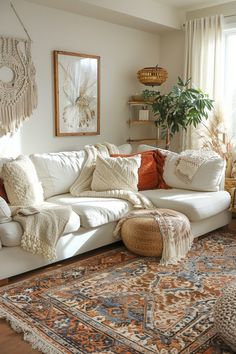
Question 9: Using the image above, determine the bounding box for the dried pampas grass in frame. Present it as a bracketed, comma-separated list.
[53, 50, 100, 136]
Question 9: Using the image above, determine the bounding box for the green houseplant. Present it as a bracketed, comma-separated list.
[143, 77, 214, 149]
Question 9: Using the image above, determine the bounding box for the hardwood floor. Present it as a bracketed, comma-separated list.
[0, 243, 121, 353]
[0, 320, 41, 354]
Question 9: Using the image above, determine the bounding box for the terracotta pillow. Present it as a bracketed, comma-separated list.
[111, 149, 169, 191]
[0, 178, 9, 203]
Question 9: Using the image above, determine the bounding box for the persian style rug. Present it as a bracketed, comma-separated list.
[0, 229, 236, 354]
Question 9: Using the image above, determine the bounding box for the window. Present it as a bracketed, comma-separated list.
[223, 26, 236, 140]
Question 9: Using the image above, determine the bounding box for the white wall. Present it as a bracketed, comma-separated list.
[0, 0, 160, 156]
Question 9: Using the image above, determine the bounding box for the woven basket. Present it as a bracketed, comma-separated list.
[225, 178, 236, 194]
[121, 217, 163, 257]
[137, 65, 168, 86]
[214, 282, 236, 351]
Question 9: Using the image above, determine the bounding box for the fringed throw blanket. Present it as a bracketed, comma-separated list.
[70, 143, 153, 209]
[114, 209, 193, 265]
[0, 37, 37, 135]
[11, 203, 72, 260]
[175, 149, 219, 182]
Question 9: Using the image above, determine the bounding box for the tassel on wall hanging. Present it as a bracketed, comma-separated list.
[0, 2, 37, 135]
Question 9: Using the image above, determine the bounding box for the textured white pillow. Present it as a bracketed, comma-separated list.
[163, 151, 225, 192]
[0, 197, 12, 223]
[91, 154, 141, 192]
[1, 155, 44, 206]
[30, 151, 86, 199]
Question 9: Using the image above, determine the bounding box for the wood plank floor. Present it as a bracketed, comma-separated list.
[0, 243, 120, 354]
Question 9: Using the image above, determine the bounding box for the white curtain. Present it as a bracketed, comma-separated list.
[183, 15, 224, 150]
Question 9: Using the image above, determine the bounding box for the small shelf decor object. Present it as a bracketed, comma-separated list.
[54, 50, 100, 136]
[137, 65, 168, 86]
[127, 100, 163, 146]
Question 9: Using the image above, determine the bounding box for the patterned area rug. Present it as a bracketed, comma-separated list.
[0, 229, 236, 354]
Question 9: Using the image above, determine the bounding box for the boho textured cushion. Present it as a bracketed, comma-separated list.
[111, 150, 169, 191]
[91, 155, 141, 192]
[163, 150, 225, 192]
[1, 155, 44, 206]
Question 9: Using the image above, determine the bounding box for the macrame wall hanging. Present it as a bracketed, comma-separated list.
[0, 2, 37, 136]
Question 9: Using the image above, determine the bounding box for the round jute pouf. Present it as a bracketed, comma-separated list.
[121, 217, 163, 257]
[214, 282, 236, 351]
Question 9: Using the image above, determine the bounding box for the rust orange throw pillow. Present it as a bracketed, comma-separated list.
[0, 178, 9, 202]
[111, 150, 169, 191]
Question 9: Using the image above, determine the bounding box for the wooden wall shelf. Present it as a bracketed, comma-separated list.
[127, 138, 164, 144]
[128, 120, 155, 126]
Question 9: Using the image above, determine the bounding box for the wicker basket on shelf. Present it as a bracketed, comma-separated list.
[137, 65, 168, 86]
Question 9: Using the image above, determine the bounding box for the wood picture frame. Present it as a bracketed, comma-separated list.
[53, 50, 100, 136]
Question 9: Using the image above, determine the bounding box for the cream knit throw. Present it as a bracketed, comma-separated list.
[114, 209, 193, 265]
[175, 149, 219, 182]
[70, 143, 153, 209]
[11, 203, 72, 260]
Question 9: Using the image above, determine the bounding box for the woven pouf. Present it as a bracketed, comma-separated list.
[121, 217, 163, 257]
[214, 282, 236, 351]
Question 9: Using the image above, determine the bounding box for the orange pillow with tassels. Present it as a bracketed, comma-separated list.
[111, 150, 169, 191]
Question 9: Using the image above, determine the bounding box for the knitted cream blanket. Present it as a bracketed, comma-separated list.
[70, 143, 153, 209]
[114, 209, 193, 265]
[11, 203, 72, 260]
[175, 149, 219, 182]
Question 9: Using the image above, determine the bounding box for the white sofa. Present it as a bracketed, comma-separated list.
[0, 144, 231, 280]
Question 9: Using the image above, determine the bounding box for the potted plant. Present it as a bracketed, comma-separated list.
[143, 77, 214, 149]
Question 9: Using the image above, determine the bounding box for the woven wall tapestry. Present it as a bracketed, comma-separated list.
[0, 36, 38, 135]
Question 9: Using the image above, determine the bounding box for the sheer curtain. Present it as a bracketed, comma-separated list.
[182, 15, 224, 150]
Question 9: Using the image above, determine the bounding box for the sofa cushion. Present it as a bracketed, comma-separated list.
[0, 210, 80, 247]
[111, 150, 169, 191]
[0, 221, 23, 247]
[30, 144, 132, 199]
[0, 197, 12, 223]
[163, 151, 225, 192]
[141, 188, 231, 222]
[63, 210, 81, 234]
[117, 144, 132, 154]
[47, 194, 132, 228]
[30, 151, 86, 199]
[2, 156, 44, 206]
[91, 155, 141, 192]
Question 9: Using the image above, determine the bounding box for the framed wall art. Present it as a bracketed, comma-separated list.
[53, 50, 100, 136]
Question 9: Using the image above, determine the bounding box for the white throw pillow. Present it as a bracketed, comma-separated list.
[163, 151, 225, 192]
[0, 197, 12, 223]
[30, 150, 86, 199]
[1, 155, 44, 206]
[91, 154, 141, 192]
[117, 144, 132, 154]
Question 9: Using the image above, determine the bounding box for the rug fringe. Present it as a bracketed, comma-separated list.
[0, 307, 63, 354]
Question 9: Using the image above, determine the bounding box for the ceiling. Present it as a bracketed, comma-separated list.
[155, 0, 235, 9]
[25, 0, 236, 33]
